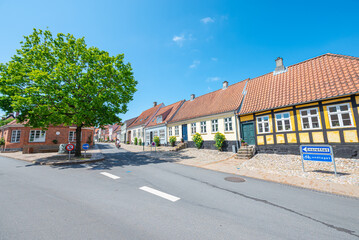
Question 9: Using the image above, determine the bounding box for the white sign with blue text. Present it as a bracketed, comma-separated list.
[300, 145, 337, 176]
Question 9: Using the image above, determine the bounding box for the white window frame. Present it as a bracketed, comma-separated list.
[156, 116, 162, 123]
[275, 112, 292, 132]
[191, 123, 196, 134]
[159, 129, 165, 143]
[11, 130, 21, 143]
[29, 130, 46, 143]
[224, 117, 233, 132]
[211, 119, 218, 133]
[175, 126, 179, 136]
[327, 103, 354, 128]
[200, 121, 207, 133]
[169, 127, 172, 136]
[300, 108, 321, 130]
[256, 115, 270, 134]
[69, 131, 82, 142]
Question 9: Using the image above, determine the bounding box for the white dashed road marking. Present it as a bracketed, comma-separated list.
[139, 186, 180, 202]
[100, 172, 120, 179]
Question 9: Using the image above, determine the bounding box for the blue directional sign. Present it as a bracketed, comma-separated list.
[302, 154, 333, 162]
[301, 146, 331, 154]
[82, 143, 90, 150]
[300, 145, 337, 175]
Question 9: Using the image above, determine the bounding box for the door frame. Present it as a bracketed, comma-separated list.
[240, 121, 256, 145]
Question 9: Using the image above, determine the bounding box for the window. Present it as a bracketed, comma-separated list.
[328, 103, 354, 128]
[11, 130, 21, 143]
[224, 117, 233, 131]
[191, 123, 196, 134]
[300, 108, 321, 129]
[200, 121, 207, 133]
[154, 130, 158, 137]
[169, 127, 173, 136]
[156, 116, 162, 123]
[275, 112, 292, 132]
[69, 131, 76, 142]
[257, 116, 270, 133]
[211, 119, 218, 132]
[29, 130, 46, 142]
[175, 126, 179, 136]
[159, 129, 165, 142]
[133, 131, 136, 138]
[146, 132, 150, 143]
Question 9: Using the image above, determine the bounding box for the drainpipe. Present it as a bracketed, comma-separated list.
[234, 111, 240, 151]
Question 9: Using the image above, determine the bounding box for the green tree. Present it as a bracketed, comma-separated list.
[169, 136, 176, 147]
[192, 133, 203, 149]
[0, 29, 137, 157]
[214, 132, 226, 151]
[134, 137, 138, 145]
[0, 118, 13, 127]
[153, 136, 160, 146]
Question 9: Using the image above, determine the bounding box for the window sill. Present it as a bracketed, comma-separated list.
[257, 132, 271, 135]
[224, 131, 234, 134]
[329, 125, 356, 129]
[29, 141, 46, 143]
[200, 133, 208, 135]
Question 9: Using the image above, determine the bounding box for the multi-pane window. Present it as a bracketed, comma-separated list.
[69, 131, 76, 142]
[29, 130, 46, 142]
[275, 112, 292, 131]
[154, 130, 158, 137]
[257, 116, 270, 133]
[300, 108, 320, 129]
[175, 126, 179, 136]
[157, 116, 162, 123]
[200, 121, 207, 133]
[191, 123, 196, 134]
[11, 130, 21, 143]
[224, 117, 233, 131]
[328, 103, 354, 128]
[159, 129, 165, 143]
[169, 127, 172, 136]
[211, 119, 218, 132]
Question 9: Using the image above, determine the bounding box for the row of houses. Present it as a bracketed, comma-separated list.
[122, 53, 359, 158]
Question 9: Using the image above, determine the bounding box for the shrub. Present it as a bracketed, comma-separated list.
[138, 138, 142, 146]
[134, 137, 138, 145]
[107, 136, 110, 141]
[154, 136, 160, 146]
[192, 133, 203, 149]
[52, 139, 58, 144]
[126, 141, 129, 144]
[0, 137, 5, 146]
[214, 132, 226, 151]
[169, 136, 176, 147]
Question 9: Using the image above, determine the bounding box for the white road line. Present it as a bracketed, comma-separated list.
[100, 172, 120, 180]
[139, 186, 180, 202]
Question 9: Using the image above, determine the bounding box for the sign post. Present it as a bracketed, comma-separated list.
[152, 142, 156, 152]
[300, 145, 337, 176]
[66, 143, 75, 160]
[82, 143, 90, 158]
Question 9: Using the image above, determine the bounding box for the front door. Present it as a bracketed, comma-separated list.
[150, 131, 153, 144]
[182, 124, 188, 141]
[127, 131, 131, 143]
[241, 122, 255, 145]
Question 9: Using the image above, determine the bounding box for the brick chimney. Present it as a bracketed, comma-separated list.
[274, 57, 287, 75]
[222, 81, 228, 90]
[190, 94, 195, 101]
[153, 102, 157, 107]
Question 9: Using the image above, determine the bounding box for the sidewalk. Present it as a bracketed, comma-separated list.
[119, 144, 359, 198]
[0, 144, 105, 165]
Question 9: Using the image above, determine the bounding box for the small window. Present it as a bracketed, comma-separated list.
[275, 112, 292, 132]
[29, 130, 46, 142]
[200, 121, 207, 133]
[69, 131, 76, 142]
[211, 119, 218, 132]
[11, 130, 21, 143]
[257, 116, 270, 133]
[159, 129, 165, 142]
[156, 116, 162, 123]
[300, 108, 321, 129]
[224, 117, 233, 131]
[191, 123, 196, 134]
[328, 103, 354, 128]
[175, 126, 179, 136]
[169, 127, 173, 136]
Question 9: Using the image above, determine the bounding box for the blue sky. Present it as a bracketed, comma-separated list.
[1, 0, 359, 121]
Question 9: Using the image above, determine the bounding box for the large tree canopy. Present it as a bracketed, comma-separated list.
[0, 29, 137, 156]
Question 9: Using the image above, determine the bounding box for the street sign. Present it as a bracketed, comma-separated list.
[82, 143, 90, 150]
[300, 145, 337, 176]
[66, 144, 75, 152]
[152, 142, 155, 146]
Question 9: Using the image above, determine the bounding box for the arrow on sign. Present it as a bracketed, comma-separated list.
[303, 147, 307, 152]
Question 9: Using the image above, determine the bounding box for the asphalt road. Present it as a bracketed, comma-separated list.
[0, 143, 358, 240]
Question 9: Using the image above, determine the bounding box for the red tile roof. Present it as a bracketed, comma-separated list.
[128, 104, 163, 128]
[146, 100, 185, 127]
[238, 53, 359, 115]
[169, 80, 248, 123]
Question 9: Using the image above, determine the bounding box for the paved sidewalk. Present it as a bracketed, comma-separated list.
[0, 144, 104, 165]
[119, 143, 359, 198]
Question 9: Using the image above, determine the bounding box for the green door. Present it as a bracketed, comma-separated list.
[241, 122, 255, 145]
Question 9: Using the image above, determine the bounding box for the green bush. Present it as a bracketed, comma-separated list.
[192, 133, 203, 149]
[134, 137, 138, 145]
[154, 136, 160, 146]
[214, 132, 226, 151]
[169, 136, 176, 147]
[0, 137, 5, 146]
[138, 138, 142, 146]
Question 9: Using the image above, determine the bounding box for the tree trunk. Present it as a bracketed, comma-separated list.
[75, 126, 82, 157]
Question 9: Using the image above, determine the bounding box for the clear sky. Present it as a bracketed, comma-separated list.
[1, 0, 359, 121]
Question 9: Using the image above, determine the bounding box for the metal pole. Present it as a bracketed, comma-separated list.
[333, 157, 337, 177]
[300, 148, 305, 172]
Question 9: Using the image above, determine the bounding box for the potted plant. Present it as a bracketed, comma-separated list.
[52, 139, 58, 144]
[180, 137, 184, 143]
[169, 136, 176, 147]
[241, 139, 246, 146]
[192, 133, 203, 149]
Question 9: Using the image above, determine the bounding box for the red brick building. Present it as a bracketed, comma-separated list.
[0, 119, 94, 153]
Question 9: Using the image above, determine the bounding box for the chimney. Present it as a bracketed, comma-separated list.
[274, 57, 287, 75]
[190, 94, 195, 101]
[153, 102, 157, 107]
[222, 81, 228, 90]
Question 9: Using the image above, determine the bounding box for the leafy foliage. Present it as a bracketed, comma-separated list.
[0, 137, 5, 146]
[214, 132, 226, 151]
[138, 138, 142, 146]
[153, 136, 160, 146]
[192, 133, 203, 149]
[169, 136, 176, 147]
[134, 137, 138, 145]
[0, 118, 13, 127]
[0, 29, 137, 156]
